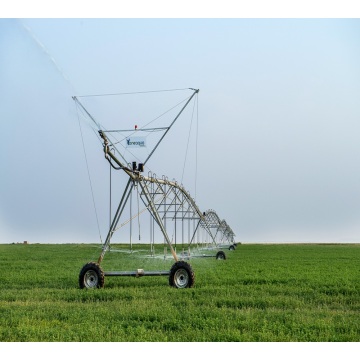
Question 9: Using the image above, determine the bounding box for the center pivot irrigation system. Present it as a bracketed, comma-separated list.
[73, 88, 236, 289]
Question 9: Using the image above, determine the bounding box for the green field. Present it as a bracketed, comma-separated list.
[0, 243, 359, 342]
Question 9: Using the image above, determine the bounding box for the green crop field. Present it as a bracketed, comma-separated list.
[0, 243, 359, 342]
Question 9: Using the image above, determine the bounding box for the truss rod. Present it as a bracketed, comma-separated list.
[98, 178, 133, 264]
[143, 89, 199, 165]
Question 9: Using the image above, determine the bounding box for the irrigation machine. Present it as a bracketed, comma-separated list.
[73, 88, 236, 289]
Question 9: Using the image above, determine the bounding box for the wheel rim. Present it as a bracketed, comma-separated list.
[174, 268, 189, 288]
[217, 253, 225, 260]
[84, 270, 99, 288]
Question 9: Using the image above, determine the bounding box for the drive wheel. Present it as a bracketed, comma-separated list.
[216, 250, 226, 260]
[169, 261, 195, 288]
[229, 245, 235, 251]
[79, 262, 105, 289]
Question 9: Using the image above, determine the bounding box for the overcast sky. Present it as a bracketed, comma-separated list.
[1, 14, 360, 244]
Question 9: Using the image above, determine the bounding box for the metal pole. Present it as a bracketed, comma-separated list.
[98, 178, 133, 264]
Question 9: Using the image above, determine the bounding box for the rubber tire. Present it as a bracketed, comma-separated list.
[229, 245, 235, 251]
[169, 261, 195, 288]
[216, 250, 226, 260]
[79, 262, 105, 289]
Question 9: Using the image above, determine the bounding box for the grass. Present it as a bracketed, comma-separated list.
[0, 243, 359, 341]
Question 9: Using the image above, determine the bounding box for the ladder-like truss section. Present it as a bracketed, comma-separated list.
[201, 210, 236, 248]
[97, 130, 236, 264]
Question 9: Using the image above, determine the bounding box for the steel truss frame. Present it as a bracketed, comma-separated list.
[97, 131, 234, 264]
[200, 210, 237, 251]
[75, 89, 236, 289]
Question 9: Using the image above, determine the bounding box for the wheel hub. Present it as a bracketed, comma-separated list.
[174, 269, 189, 288]
[84, 270, 99, 288]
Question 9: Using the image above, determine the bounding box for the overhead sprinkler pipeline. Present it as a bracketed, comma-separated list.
[75, 88, 236, 290]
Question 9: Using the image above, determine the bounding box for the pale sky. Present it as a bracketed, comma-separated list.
[1, 12, 360, 244]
